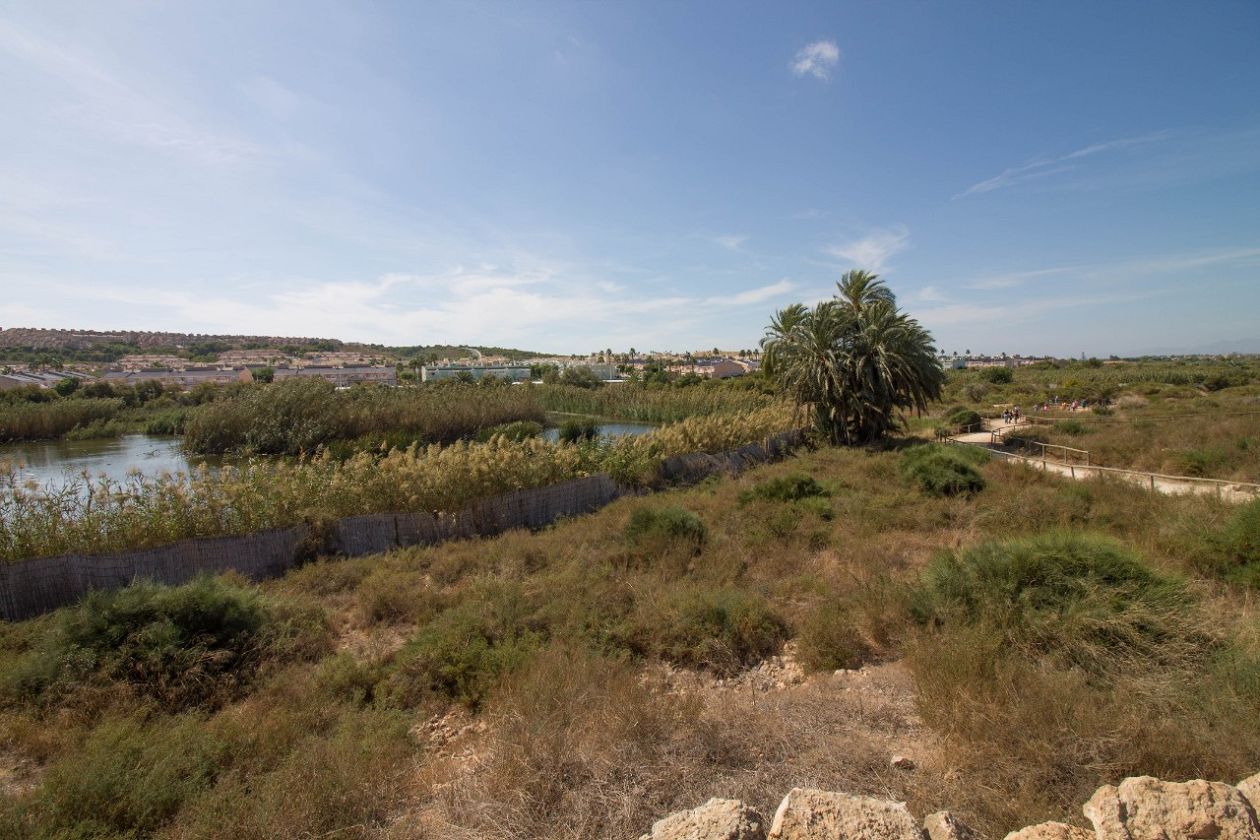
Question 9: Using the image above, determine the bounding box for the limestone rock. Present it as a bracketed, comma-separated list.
[768, 788, 925, 840]
[925, 810, 980, 840]
[641, 798, 767, 840]
[1004, 822, 1093, 840]
[1237, 774, 1260, 812]
[1084, 776, 1260, 840]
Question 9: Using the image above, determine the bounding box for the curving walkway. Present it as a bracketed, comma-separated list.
[948, 419, 1260, 504]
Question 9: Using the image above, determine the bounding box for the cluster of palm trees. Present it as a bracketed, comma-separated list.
[761, 270, 944, 444]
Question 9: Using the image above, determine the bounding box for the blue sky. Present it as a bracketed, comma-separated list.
[1, 1, 1258, 356]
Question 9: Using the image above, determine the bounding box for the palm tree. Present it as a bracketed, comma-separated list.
[761, 270, 944, 444]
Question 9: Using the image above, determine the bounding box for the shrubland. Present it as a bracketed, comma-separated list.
[934, 358, 1260, 480]
[2, 430, 1259, 838]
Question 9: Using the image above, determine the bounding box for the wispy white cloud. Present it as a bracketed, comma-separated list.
[957, 131, 1171, 198]
[0, 18, 263, 167]
[960, 246, 1260, 292]
[714, 234, 747, 251]
[791, 40, 839, 81]
[823, 224, 910, 272]
[711, 279, 795, 306]
[963, 266, 1076, 290]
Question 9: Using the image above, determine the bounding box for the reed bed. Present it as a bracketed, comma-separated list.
[0, 404, 796, 563]
[536, 382, 779, 422]
[182, 378, 547, 455]
[0, 398, 124, 442]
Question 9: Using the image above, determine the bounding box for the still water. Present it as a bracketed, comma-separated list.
[0, 435, 211, 490]
[540, 422, 656, 443]
[1, 422, 656, 491]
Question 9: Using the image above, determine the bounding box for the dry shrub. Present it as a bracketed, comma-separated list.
[169, 708, 413, 840]
[416, 645, 702, 839]
[907, 531, 1260, 835]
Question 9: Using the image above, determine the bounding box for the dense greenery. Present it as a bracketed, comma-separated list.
[181, 378, 546, 455]
[761, 270, 945, 444]
[0, 404, 795, 563]
[901, 444, 989, 496]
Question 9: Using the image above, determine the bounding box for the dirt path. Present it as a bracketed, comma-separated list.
[950, 422, 1260, 504]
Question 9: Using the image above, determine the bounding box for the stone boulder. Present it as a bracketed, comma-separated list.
[640, 798, 767, 840]
[1004, 822, 1094, 840]
[1085, 776, 1260, 840]
[925, 811, 980, 840]
[1238, 775, 1260, 812]
[768, 788, 926, 840]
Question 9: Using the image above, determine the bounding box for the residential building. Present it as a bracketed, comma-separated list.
[421, 365, 531, 383]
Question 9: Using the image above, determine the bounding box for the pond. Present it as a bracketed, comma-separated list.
[541, 421, 656, 443]
[0, 435, 215, 491]
[0, 422, 657, 492]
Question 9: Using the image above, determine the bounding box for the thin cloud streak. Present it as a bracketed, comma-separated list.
[957, 131, 1172, 198]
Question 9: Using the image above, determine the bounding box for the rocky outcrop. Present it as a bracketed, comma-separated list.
[1005, 822, 1094, 840]
[1084, 777, 1260, 840]
[640, 798, 767, 840]
[767, 789, 925, 840]
[643, 771, 1260, 840]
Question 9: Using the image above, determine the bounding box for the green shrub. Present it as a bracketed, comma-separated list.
[738, 473, 829, 504]
[475, 420, 544, 443]
[3, 576, 326, 710]
[980, 367, 1014, 384]
[145, 409, 187, 436]
[910, 532, 1194, 673]
[648, 587, 787, 675]
[12, 714, 227, 838]
[1200, 500, 1260, 587]
[382, 591, 544, 709]
[901, 445, 987, 497]
[556, 417, 599, 443]
[1174, 447, 1227, 477]
[624, 506, 707, 555]
[948, 408, 983, 428]
[1053, 419, 1089, 436]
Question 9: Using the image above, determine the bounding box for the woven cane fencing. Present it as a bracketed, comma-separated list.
[0, 429, 805, 621]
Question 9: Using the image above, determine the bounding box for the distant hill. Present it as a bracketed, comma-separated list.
[0, 327, 547, 366]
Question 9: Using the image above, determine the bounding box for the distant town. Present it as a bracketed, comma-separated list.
[0, 325, 1248, 393]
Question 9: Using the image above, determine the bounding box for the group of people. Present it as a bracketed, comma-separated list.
[1001, 406, 1022, 424]
[1033, 398, 1090, 412]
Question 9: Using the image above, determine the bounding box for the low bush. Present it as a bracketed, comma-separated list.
[906, 532, 1255, 832]
[645, 587, 786, 675]
[5, 714, 227, 838]
[556, 416, 599, 443]
[796, 599, 871, 671]
[910, 532, 1193, 672]
[2, 576, 328, 710]
[381, 590, 544, 709]
[901, 445, 987, 497]
[948, 408, 983, 428]
[475, 420, 543, 443]
[980, 367, 1014, 384]
[1195, 499, 1260, 587]
[1052, 418, 1089, 436]
[1173, 447, 1228, 477]
[738, 473, 829, 504]
[624, 506, 707, 562]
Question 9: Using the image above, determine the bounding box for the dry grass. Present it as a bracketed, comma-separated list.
[3, 428, 1260, 838]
